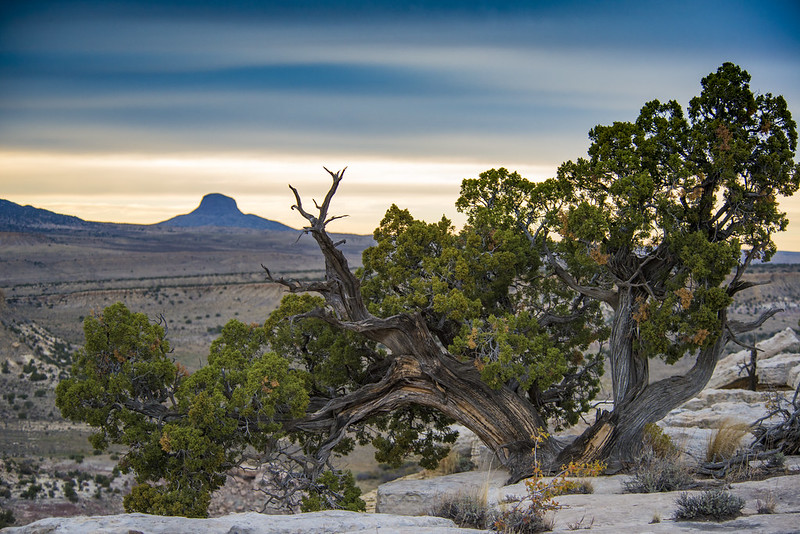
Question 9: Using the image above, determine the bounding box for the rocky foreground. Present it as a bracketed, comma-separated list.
[4, 330, 800, 532]
[6, 470, 800, 533]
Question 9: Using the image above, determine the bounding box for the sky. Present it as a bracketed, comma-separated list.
[1, 0, 800, 248]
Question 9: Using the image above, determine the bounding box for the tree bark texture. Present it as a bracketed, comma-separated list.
[276, 170, 772, 483]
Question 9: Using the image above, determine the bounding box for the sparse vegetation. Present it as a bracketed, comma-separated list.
[20, 483, 42, 499]
[757, 490, 776, 514]
[430, 491, 491, 529]
[492, 432, 605, 533]
[674, 489, 745, 522]
[706, 419, 749, 462]
[624, 453, 694, 493]
[0, 508, 15, 529]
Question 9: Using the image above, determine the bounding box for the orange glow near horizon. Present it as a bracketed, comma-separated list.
[2, 149, 800, 251]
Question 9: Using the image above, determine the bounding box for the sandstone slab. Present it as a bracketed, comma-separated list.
[708, 328, 800, 389]
[2, 510, 469, 534]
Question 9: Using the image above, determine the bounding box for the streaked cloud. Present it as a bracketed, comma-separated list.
[1, 0, 799, 248]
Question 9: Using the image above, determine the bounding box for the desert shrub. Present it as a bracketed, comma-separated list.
[29, 370, 47, 381]
[559, 479, 594, 495]
[63, 480, 78, 502]
[17, 460, 39, 476]
[430, 491, 490, 529]
[492, 507, 554, 533]
[674, 489, 744, 521]
[34, 389, 47, 398]
[300, 470, 364, 513]
[0, 508, 15, 529]
[624, 453, 694, 493]
[706, 419, 749, 462]
[492, 430, 604, 532]
[124, 483, 210, 518]
[20, 483, 42, 499]
[434, 449, 476, 475]
[643, 423, 678, 459]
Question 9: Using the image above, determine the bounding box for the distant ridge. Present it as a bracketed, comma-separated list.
[0, 199, 95, 231]
[0, 195, 294, 232]
[157, 193, 293, 231]
[762, 251, 800, 264]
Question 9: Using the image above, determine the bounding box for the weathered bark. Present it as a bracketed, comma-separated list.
[608, 287, 649, 407]
[274, 170, 782, 483]
[557, 328, 728, 470]
[271, 169, 557, 482]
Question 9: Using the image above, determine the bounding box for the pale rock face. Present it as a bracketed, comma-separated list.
[708, 327, 800, 389]
[759, 353, 800, 389]
[2, 510, 470, 534]
[656, 329, 800, 463]
[449, 424, 497, 470]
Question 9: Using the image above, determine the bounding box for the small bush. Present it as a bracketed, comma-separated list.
[643, 423, 678, 459]
[560, 479, 594, 495]
[63, 480, 79, 502]
[767, 452, 785, 469]
[0, 508, 15, 528]
[624, 454, 694, 493]
[434, 449, 476, 475]
[674, 490, 745, 522]
[492, 507, 553, 533]
[492, 430, 604, 533]
[20, 483, 42, 499]
[430, 491, 490, 529]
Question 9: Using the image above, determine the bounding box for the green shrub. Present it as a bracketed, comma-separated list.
[674, 490, 745, 521]
[300, 470, 365, 512]
[643, 423, 678, 459]
[63, 480, 78, 502]
[492, 507, 554, 533]
[20, 483, 42, 499]
[0, 508, 15, 528]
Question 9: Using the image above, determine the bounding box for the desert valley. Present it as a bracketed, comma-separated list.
[1, 194, 800, 532]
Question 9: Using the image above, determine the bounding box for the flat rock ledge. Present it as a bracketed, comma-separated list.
[1, 510, 480, 534]
[377, 470, 800, 533]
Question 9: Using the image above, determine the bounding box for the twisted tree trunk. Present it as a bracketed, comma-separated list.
[270, 169, 558, 482]
[272, 169, 781, 482]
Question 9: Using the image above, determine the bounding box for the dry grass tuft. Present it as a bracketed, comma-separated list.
[757, 490, 776, 514]
[706, 418, 750, 463]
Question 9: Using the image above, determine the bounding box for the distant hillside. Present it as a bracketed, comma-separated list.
[765, 251, 800, 264]
[0, 199, 96, 232]
[0, 194, 294, 232]
[157, 193, 293, 231]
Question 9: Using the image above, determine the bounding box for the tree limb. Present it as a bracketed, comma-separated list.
[728, 307, 783, 335]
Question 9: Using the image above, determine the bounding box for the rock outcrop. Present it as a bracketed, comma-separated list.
[2, 510, 475, 534]
[658, 328, 800, 459]
[707, 327, 800, 390]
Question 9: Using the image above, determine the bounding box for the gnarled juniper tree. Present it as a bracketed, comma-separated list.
[56, 63, 798, 517]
